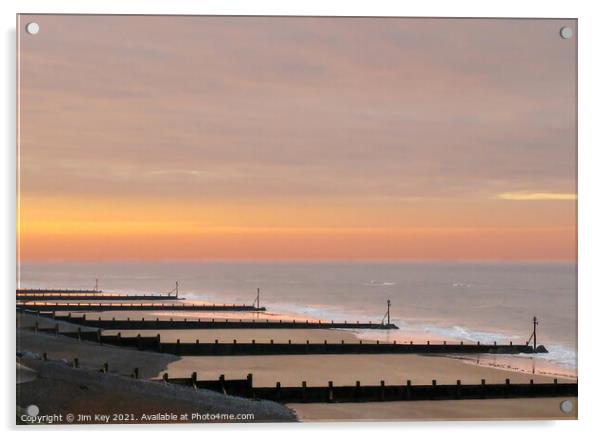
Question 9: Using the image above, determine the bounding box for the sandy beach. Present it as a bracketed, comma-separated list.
[17, 312, 576, 422]
[164, 353, 574, 387]
[289, 398, 577, 421]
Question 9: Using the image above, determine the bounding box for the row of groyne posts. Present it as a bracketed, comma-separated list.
[26, 350, 576, 404]
[17, 283, 572, 403]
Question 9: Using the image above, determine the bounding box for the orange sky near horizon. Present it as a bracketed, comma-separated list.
[17, 16, 577, 262]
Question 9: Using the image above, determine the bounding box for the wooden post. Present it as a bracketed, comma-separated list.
[247, 373, 254, 398]
[328, 381, 334, 403]
[302, 381, 307, 402]
[219, 374, 226, 395]
[191, 371, 197, 387]
[380, 380, 385, 401]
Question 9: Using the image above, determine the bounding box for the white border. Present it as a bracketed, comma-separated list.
[2, 0, 601, 437]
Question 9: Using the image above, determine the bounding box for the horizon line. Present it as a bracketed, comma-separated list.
[18, 258, 577, 264]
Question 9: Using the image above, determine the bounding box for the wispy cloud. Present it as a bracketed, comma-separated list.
[496, 192, 576, 201]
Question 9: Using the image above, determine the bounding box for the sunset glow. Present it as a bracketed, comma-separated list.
[17, 16, 576, 262]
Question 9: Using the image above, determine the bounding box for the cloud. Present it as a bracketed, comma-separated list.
[496, 192, 577, 201]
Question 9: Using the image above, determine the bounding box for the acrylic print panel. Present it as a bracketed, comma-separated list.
[16, 15, 577, 424]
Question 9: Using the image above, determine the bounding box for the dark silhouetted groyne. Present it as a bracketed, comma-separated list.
[17, 302, 266, 312]
[17, 288, 103, 294]
[156, 373, 576, 403]
[21, 352, 576, 404]
[17, 293, 181, 302]
[48, 313, 398, 330]
[32, 325, 544, 356]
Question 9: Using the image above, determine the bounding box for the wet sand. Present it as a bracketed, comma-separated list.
[289, 397, 577, 421]
[164, 353, 574, 387]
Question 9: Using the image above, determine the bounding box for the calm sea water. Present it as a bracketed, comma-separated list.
[18, 261, 577, 374]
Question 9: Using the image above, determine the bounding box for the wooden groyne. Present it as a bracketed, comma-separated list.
[17, 302, 266, 312]
[16, 293, 181, 302]
[157, 373, 576, 403]
[17, 288, 103, 294]
[33, 326, 545, 355]
[47, 313, 399, 330]
[20, 352, 577, 404]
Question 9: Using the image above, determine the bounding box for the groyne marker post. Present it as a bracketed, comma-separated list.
[387, 300, 391, 326]
[533, 316, 538, 350]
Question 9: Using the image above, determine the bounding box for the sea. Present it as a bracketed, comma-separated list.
[18, 261, 577, 377]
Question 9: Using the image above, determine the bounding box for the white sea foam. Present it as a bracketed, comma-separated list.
[363, 280, 396, 287]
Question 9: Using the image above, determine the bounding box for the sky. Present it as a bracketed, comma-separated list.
[17, 15, 577, 261]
